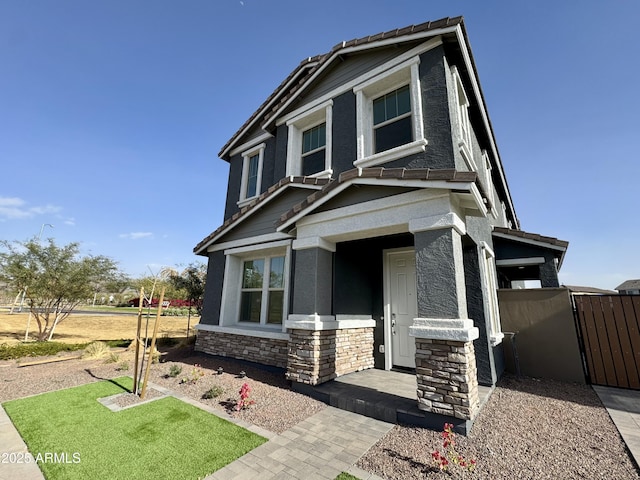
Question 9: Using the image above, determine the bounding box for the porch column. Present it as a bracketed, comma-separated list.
[286, 238, 336, 385]
[409, 213, 481, 421]
[290, 239, 334, 318]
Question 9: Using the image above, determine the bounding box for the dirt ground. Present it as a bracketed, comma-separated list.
[0, 310, 199, 344]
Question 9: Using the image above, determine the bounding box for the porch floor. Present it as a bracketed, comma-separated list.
[293, 368, 493, 434]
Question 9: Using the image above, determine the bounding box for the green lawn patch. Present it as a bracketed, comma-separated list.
[3, 378, 266, 479]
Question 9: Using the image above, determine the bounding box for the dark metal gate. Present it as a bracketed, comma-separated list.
[574, 295, 640, 389]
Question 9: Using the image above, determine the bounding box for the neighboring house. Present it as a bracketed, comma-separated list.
[616, 280, 640, 295]
[194, 16, 568, 428]
[565, 285, 618, 295]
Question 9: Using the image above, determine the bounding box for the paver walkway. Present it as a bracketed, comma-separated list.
[593, 385, 640, 469]
[0, 384, 390, 480]
[206, 406, 391, 480]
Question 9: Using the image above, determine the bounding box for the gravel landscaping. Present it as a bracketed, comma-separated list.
[1, 344, 639, 479]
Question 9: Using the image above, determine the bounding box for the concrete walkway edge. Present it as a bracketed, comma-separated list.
[0, 404, 45, 480]
[593, 385, 640, 470]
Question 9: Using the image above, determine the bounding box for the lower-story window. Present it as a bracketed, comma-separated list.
[240, 255, 285, 325]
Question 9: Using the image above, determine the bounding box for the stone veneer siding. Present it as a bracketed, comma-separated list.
[415, 338, 480, 420]
[286, 327, 375, 385]
[195, 331, 289, 368]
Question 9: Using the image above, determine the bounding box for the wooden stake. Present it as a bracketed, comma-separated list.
[140, 286, 164, 400]
[132, 287, 144, 395]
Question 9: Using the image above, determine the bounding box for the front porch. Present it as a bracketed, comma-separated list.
[293, 368, 493, 434]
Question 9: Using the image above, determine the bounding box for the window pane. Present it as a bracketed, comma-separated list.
[373, 86, 411, 126]
[302, 150, 325, 176]
[302, 123, 326, 153]
[385, 93, 398, 119]
[397, 85, 411, 116]
[373, 96, 386, 125]
[267, 291, 284, 324]
[269, 256, 285, 288]
[240, 291, 262, 322]
[242, 259, 264, 288]
[246, 154, 259, 198]
[374, 115, 412, 153]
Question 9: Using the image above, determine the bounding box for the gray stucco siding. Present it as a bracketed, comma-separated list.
[314, 185, 416, 215]
[217, 188, 313, 243]
[200, 250, 225, 326]
[416, 46, 456, 169]
[274, 123, 288, 182]
[293, 43, 423, 107]
[291, 247, 333, 316]
[224, 154, 243, 220]
[331, 91, 357, 176]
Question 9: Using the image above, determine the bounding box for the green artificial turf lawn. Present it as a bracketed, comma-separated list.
[3, 378, 266, 480]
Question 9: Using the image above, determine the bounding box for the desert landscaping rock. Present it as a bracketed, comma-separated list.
[1, 346, 639, 479]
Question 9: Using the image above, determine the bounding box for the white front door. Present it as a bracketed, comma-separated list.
[386, 249, 418, 369]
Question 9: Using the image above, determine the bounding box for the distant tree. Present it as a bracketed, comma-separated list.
[0, 238, 120, 341]
[167, 262, 206, 335]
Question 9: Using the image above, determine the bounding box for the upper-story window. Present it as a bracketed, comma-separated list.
[373, 85, 412, 153]
[239, 143, 265, 205]
[353, 56, 427, 168]
[283, 100, 333, 178]
[452, 66, 475, 170]
[301, 123, 327, 176]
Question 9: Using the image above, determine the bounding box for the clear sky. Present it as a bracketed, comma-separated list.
[1, 0, 638, 289]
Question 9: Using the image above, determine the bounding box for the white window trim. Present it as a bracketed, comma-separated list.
[480, 242, 503, 346]
[452, 66, 474, 171]
[238, 143, 265, 206]
[220, 240, 291, 333]
[353, 57, 427, 168]
[482, 150, 498, 220]
[285, 100, 333, 178]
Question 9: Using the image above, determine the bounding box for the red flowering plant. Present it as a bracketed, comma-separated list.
[235, 382, 255, 411]
[431, 423, 476, 473]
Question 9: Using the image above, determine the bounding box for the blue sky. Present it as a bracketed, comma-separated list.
[1, 0, 638, 289]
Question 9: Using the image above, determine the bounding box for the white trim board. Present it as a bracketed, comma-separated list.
[496, 257, 546, 267]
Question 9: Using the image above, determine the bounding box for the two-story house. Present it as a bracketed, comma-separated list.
[194, 16, 567, 430]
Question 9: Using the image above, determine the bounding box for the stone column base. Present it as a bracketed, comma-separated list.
[415, 338, 480, 420]
[286, 327, 374, 385]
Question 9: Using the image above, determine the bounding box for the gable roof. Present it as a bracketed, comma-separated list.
[219, 16, 464, 160]
[193, 176, 329, 255]
[194, 167, 486, 255]
[616, 279, 640, 291]
[216, 15, 520, 230]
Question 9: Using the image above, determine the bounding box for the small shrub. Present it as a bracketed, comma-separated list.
[168, 364, 183, 378]
[0, 342, 87, 360]
[104, 352, 120, 364]
[202, 385, 224, 400]
[83, 341, 110, 359]
[180, 364, 205, 384]
[157, 335, 179, 347]
[116, 361, 129, 371]
[236, 383, 255, 411]
[431, 423, 476, 473]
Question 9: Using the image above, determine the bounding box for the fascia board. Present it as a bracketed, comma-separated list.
[492, 232, 568, 252]
[219, 62, 319, 159]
